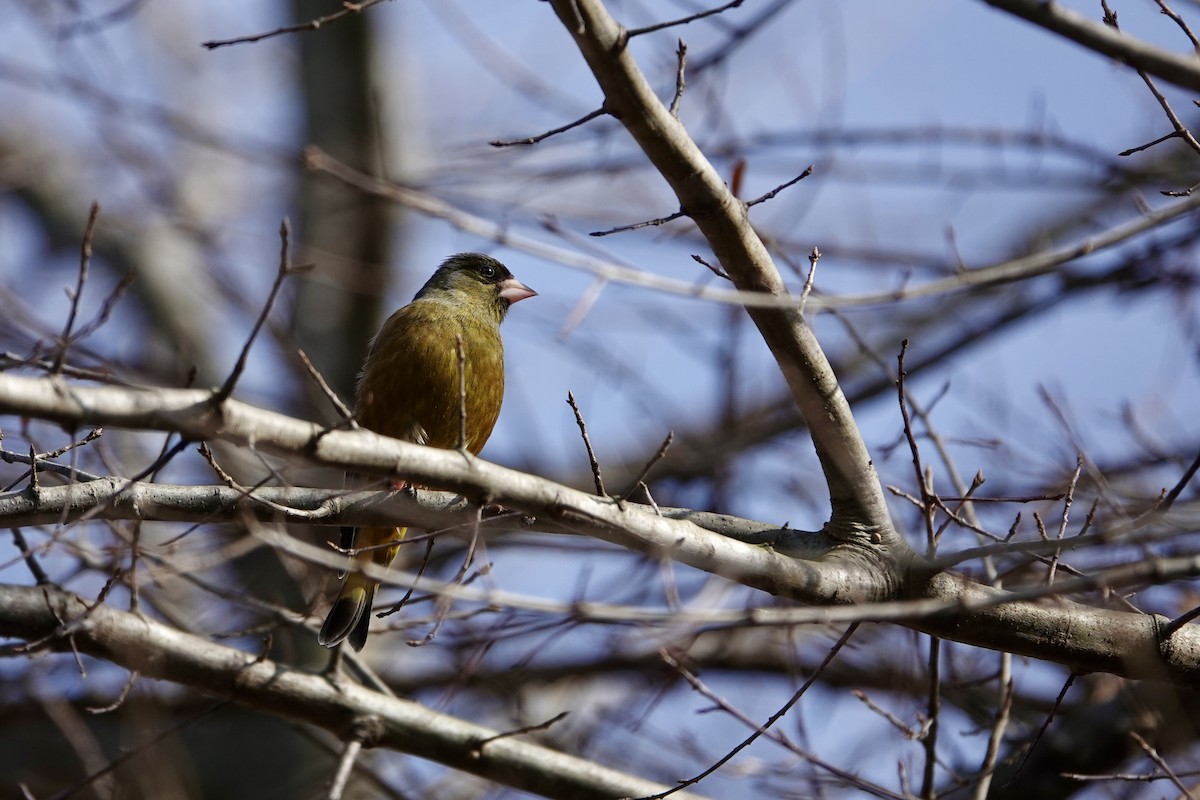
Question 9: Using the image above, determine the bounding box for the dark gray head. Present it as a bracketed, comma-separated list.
[414, 253, 537, 322]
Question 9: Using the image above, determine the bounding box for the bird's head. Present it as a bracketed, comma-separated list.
[415, 253, 537, 324]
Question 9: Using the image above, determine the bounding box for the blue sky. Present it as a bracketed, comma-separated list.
[2, 2, 1199, 794]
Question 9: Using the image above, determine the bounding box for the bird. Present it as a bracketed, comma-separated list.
[318, 253, 536, 651]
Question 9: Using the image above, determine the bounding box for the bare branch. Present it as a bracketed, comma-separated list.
[1161, 448, 1200, 512]
[567, 391, 607, 496]
[626, 1, 746, 38]
[743, 166, 814, 208]
[653, 625, 895, 800]
[984, 0, 1200, 92]
[298, 348, 357, 426]
[1155, 0, 1200, 52]
[212, 220, 295, 405]
[201, 0, 391, 50]
[4, 375, 1200, 682]
[920, 638, 941, 799]
[489, 107, 606, 147]
[690, 253, 730, 280]
[620, 430, 674, 498]
[0, 583, 707, 800]
[53, 202, 101, 375]
[1103, 1, 1200, 162]
[306, 146, 1200, 312]
[1130, 730, 1196, 799]
[547, 0, 895, 541]
[669, 39, 687, 117]
[589, 208, 687, 237]
[797, 246, 819, 314]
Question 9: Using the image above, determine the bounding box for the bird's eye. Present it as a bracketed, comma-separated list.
[479, 264, 497, 278]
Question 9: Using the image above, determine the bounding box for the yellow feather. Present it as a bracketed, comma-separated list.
[319, 254, 534, 650]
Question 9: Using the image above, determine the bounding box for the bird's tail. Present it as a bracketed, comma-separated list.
[318, 525, 407, 651]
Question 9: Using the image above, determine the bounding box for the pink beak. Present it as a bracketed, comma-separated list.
[498, 276, 537, 304]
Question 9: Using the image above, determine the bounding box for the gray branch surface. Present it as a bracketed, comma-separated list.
[546, 0, 895, 544]
[985, 0, 1200, 93]
[0, 583, 708, 800]
[3, 373, 1200, 685]
[5, 1, 1200, 794]
[0, 373, 871, 603]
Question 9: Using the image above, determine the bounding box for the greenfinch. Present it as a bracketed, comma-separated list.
[318, 253, 536, 650]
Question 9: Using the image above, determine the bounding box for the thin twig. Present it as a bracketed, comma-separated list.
[377, 538, 436, 620]
[690, 253, 730, 280]
[27, 446, 39, 494]
[1161, 603, 1200, 640]
[197, 442, 238, 488]
[648, 624, 869, 800]
[1062, 768, 1200, 783]
[10, 527, 50, 585]
[1137, 70, 1200, 157]
[686, 0, 791, 73]
[931, 474, 986, 544]
[627, 0, 745, 37]
[455, 333, 467, 452]
[567, 391, 606, 496]
[1104, 0, 1200, 160]
[74, 268, 136, 344]
[298, 349, 357, 426]
[474, 711, 570, 754]
[920, 637, 941, 799]
[558, 277, 609, 339]
[1046, 456, 1083, 585]
[1007, 672, 1075, 785]
[47, 429, 104, 462]
[744, 166, 813, 207]
[851, 689, 918, 738]
[212, 219, 294, 406]
[897, 340, 936, 551]
[201, 0, 390, 49]
[1119, 129, 1181, 157]
[620, 430, 674, 497]
[326, 739, 364, 800]
[406, 507, 485, 646]
[195, 442, 304, 521]
[53, 202, 101, 375]
[798, 246, 819, 314]
[85, 669, 140, 715]
[669, 40, 687, 117]
[638, 481, 661, 515]
[1130, 731, 1196, 799]
[1158, 447, 1200, 512]
[589, 208, 687, 237]
[39, 698, 226, 797]
[1155, 0, 1200, 51]
[490, 107, 606, 147]
[57, 0, 148, 39]
[129, 433, 186, 612]
[970, 658, 1013, 800]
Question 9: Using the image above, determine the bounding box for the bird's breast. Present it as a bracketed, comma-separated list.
[355, 302, 506, 455]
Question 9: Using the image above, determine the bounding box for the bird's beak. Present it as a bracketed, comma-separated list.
[498, 276, 537, 304]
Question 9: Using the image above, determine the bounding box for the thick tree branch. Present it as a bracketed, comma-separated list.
[984, 0, 1200, 93]
[3, 375, 1200, 685]
[0, 478, 832, 559]
[0, 373, 875, 604]
[545, 0, 894, 544]
[910, 573, 1200, 684]
[0, 583, 707, 800]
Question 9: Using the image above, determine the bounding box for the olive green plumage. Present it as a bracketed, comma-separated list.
[318, 253, 536, 651]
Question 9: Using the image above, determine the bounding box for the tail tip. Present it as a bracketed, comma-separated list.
[318, 590, 372, 651]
